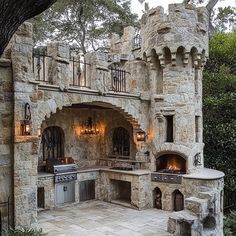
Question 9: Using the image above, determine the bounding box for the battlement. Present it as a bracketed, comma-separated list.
[141, 3, 209, 59]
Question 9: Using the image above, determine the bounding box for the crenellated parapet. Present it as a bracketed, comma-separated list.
[141, 3, 208, 68]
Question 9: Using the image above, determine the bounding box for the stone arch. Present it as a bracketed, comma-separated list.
[172, 189, 184, 211]
[37, 94, 145, 132]
[150, 143, 193, 172]
[189, 47, 198, 68]
[176, 46, 185, 66]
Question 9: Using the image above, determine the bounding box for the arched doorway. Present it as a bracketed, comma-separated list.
[153, 187, 162, 209]
[173, 190, 184, 211]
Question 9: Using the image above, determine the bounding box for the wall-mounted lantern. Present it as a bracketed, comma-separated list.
[20, 103, 32, 136]
[37, 127, 41, 137]
[136, 130, 146, 142]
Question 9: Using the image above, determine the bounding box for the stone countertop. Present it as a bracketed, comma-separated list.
[78, 166, 150, 176]
[183, 168, 224, 180]
[38, 166, 151, 177]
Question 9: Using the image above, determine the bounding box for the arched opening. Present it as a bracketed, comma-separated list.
[163, 47, 171, 65]
[151, 49, 163, 94]
[153, 187, 162, 209]
[172, 189, 184, 211]
[38, 126, 65, 171]
[112, 127, 130, 157]
[190, 47, 198, 68]
[156, 154, 186, 174]
[203, 215, 216, 230]
[176, 46, 185, 66]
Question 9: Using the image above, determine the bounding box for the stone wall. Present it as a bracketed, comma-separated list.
[0, 55, 14, 208]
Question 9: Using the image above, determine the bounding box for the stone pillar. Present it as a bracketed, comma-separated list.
[47, 42, 70, 90]
[12, 22, 39, 227]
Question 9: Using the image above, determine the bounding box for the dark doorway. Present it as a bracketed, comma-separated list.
[153, 187, 162, 209]
[173, 190, 184, 211]
[79, 180, 95, 202]
[179, 221, 191, 236]
[37, 187, 45, 209]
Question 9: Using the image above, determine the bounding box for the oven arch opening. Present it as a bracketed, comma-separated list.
[156, 153, 187, 174]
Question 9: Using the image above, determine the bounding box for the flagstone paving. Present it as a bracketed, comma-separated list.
[38, 201, 173, 236]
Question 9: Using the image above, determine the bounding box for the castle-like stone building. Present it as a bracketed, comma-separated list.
[0, 2, 224, 236]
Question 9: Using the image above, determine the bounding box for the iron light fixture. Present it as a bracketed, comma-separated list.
[136, 130, 146, 142]
[20, 103, 32, 136]
[81, 116, 99, 135]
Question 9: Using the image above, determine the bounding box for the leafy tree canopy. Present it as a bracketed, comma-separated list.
[31, 0, 138, 54]
[203, 31, 236, 191]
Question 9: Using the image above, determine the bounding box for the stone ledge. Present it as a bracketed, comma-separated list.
[15, 135, 39, 143]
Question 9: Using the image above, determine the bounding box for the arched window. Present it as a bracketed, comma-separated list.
[41, 126, 64, 161]
[112, 127, 130, 157]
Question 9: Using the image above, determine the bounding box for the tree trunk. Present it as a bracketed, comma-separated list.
[0, 0, 57, 56]
[206, 0, 219, 36]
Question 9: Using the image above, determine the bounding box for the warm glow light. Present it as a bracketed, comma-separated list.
[167, 159, 181, 171]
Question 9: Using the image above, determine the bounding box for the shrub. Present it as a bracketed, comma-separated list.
[3, 227, 46, 236]
[224, 211, 236, 236]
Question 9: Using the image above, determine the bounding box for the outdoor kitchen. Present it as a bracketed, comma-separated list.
[37, 104, 151, 210]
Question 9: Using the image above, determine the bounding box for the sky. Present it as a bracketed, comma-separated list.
[131, 0, 236, 18]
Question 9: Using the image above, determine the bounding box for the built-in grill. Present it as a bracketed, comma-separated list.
[46, 158, 78, 183]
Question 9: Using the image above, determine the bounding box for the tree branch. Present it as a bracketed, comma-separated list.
[0, 0, 57, 56]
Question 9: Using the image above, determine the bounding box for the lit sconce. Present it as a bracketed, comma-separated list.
[80, 116, 100, 136]
[20, 103, 32, 136]
[136, 130, 146, 142]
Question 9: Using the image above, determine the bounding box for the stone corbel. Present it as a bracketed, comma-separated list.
[183, 52, 190, 66]
[158, 54, 165, 68]
[155, 113, 164, 122]
[171, 52, 176, 66]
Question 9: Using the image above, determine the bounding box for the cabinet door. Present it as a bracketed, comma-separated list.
[64, 182, 75, 203]
[56, 184, 65, 205]
[79, 180, 95, 202]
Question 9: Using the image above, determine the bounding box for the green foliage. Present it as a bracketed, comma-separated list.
[206, 32, 236, 72]
[203, 32, 236, 191]
[3, 227, 46, 236]
[31, 0, 138, 54]
[224, 211, 236, 236]
[214, 6, 236, 33]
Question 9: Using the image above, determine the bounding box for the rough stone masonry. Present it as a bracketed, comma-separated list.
[0, 2, 224, 236]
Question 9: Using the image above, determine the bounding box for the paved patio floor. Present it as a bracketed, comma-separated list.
[38, 200, 173, 236]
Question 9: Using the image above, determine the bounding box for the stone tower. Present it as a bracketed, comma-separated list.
[138, 3, 224, 236]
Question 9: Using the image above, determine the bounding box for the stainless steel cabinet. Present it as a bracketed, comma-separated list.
[55, 181, 75, 205]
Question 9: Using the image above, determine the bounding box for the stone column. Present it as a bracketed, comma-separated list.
[12, 22, 39, 227]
